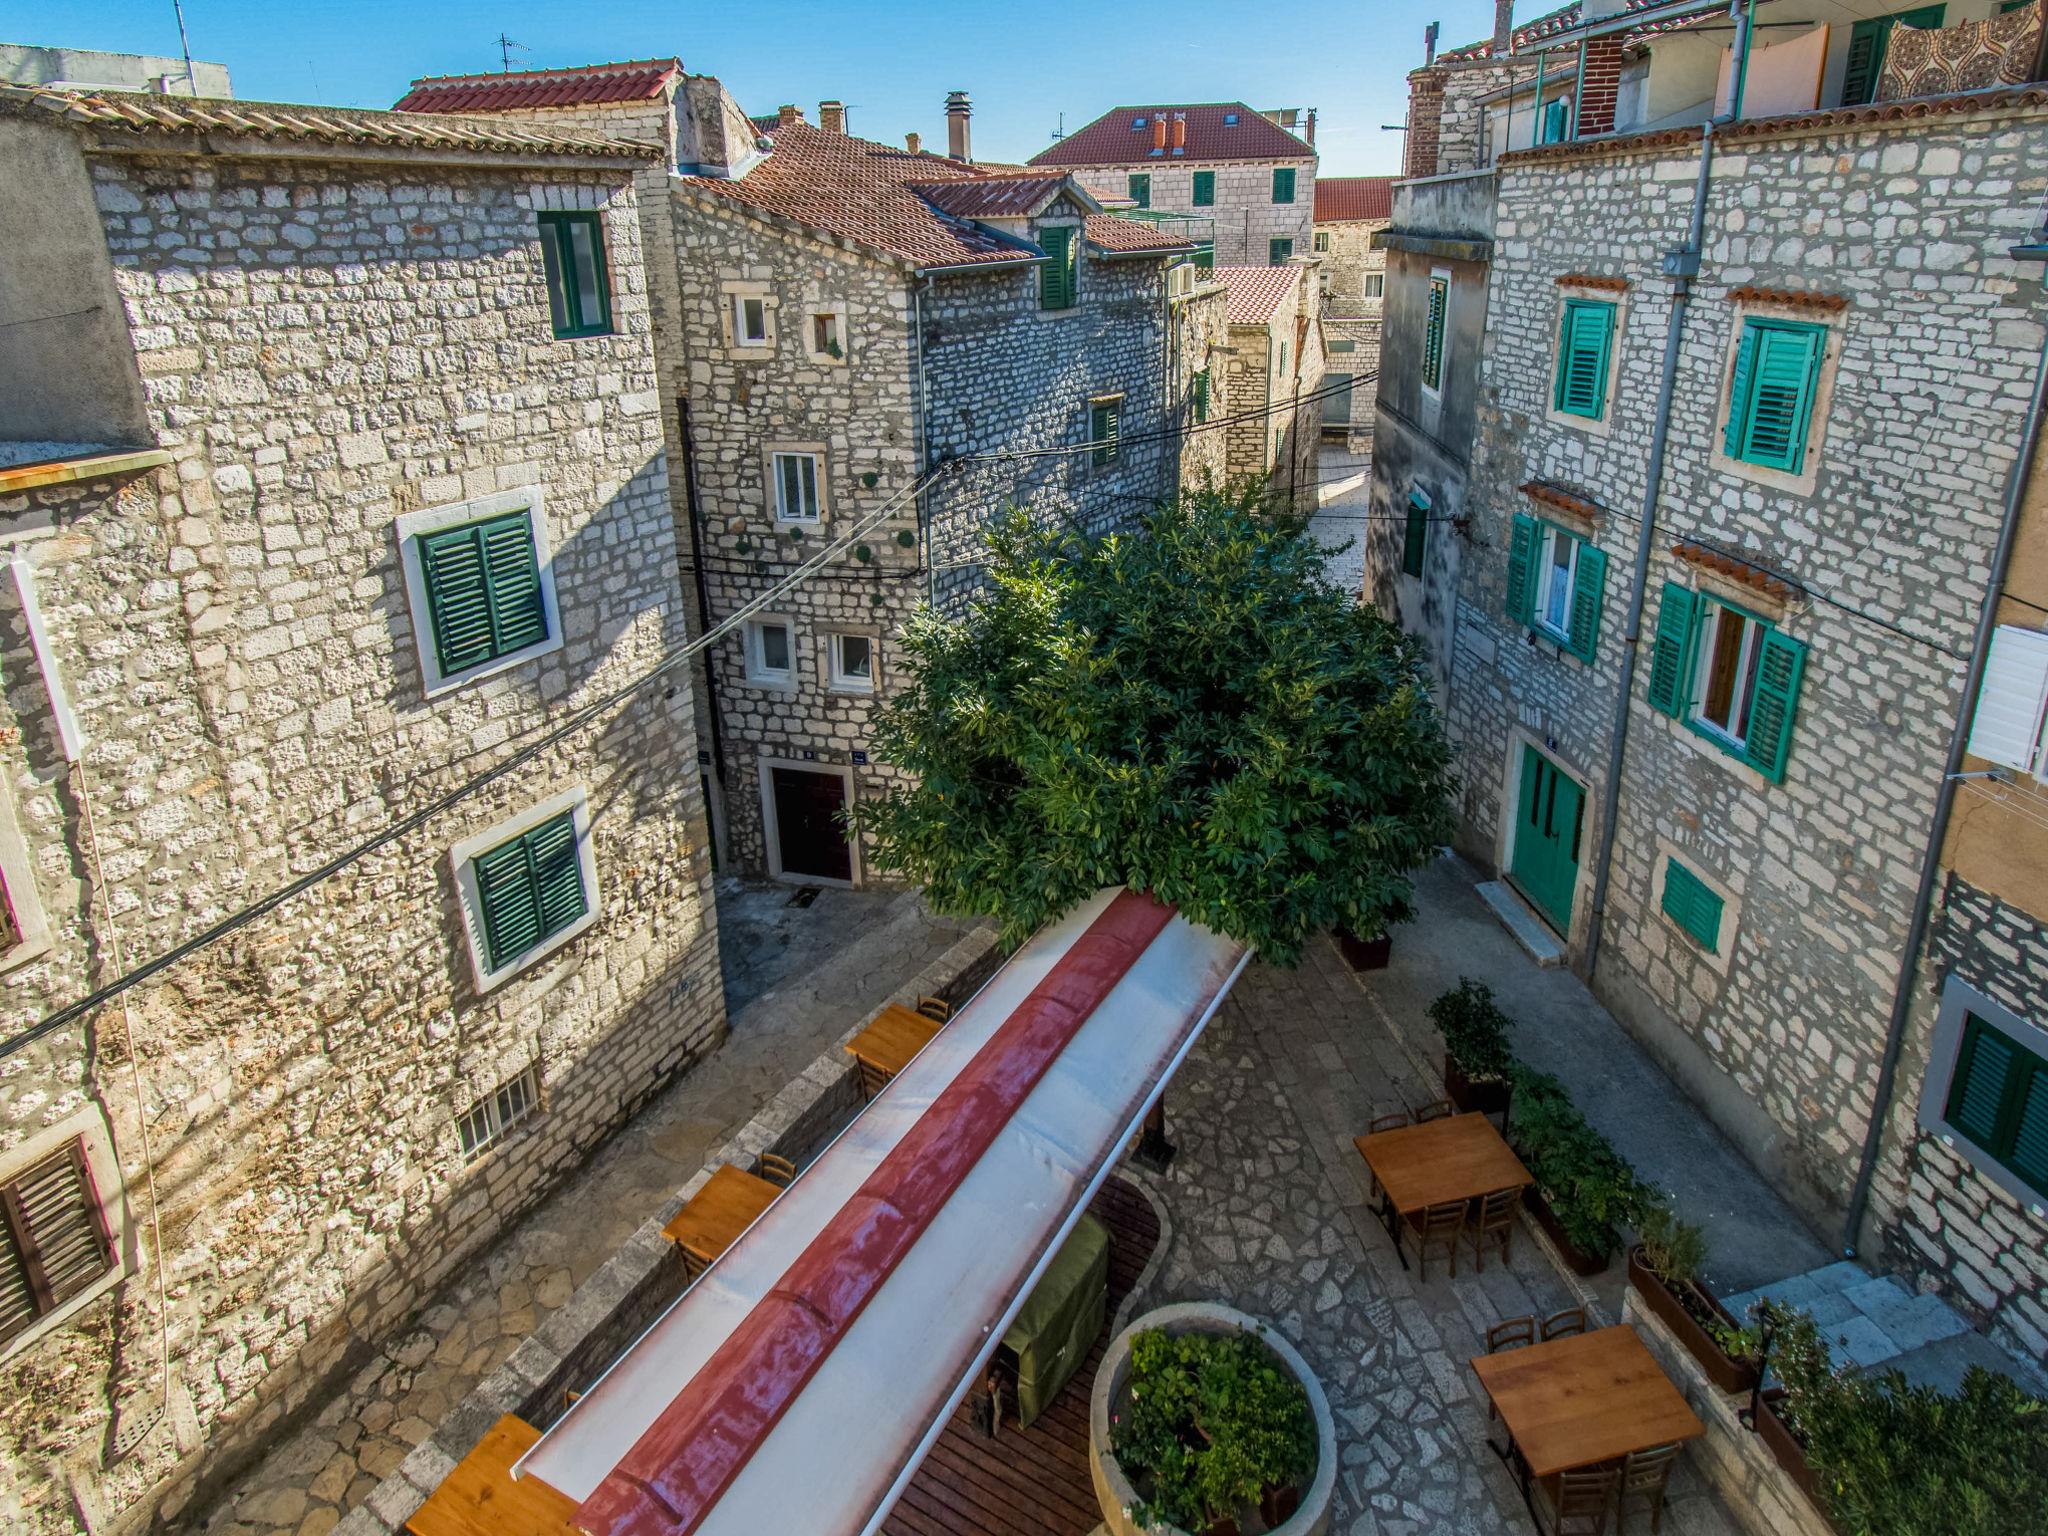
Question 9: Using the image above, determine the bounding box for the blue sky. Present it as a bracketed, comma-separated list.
[24, 0, 1511, 176]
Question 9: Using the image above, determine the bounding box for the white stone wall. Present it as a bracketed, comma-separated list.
[1318, 220, 1387, 446]
[1223, 269, 1325, 509]
[1172, 281, 1233, 491]
[0, 149, 723, 1533]
[1069, 158, 1315, 267]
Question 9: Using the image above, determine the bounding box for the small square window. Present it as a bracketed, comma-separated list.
[538, 212, 612, 339]
[1089, 398, 1122, 469]
[457, 1067, 540, 1163]
[451, 789, 600, 991]
[1269, 237, 1294, 265]
[1919, 978, 2048, 1210]
[396, 489, 561, 698]
[747, 619, 794, 684]
[772, 452, 822, 522]
[734, 294, 771, 346]
[1313, 230, 1331, 252]
[1272, 167, 1296, 204]
[1191, 170, 1215, 207]
[829, 633, 875, 693]
[1223, 112, 1239, 126]
[1363, 273, 1384, 299]
[811, 312, 843, 359]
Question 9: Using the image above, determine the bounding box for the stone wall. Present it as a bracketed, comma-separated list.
[1318, 219, 1387, 446]
[0, 147, 724, 1534]
[1068, 159, 1315, 267]
[1172, 280, 1232, 492]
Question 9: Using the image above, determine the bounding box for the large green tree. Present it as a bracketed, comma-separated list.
[855, 486, 1456, 964]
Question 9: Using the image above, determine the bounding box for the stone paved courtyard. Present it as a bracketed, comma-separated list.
[1309, 442, 1371, 597]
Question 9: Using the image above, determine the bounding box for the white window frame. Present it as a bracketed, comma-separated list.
[1534, 525, 1581, 644]
[745, 616, 797, 688]
[827, 631, 876, 694]
[0, 1109, 127, 1363]
[1967, 624, 2048, 777]
[449, 786, 602, 994]
[733, 294, 770, 347]
[456, 1065, 541, 1164]
[0, 768, 51, 972]
[1916, 976, 2048, 1219]
[771, 451, 824, 524]
[1363, 273, 1385, 300]
[393, 486, 562, 698]
[805, 304, 849, 365]
[1689, 598, 1765, 752]
[1421, 266, 1452, 403]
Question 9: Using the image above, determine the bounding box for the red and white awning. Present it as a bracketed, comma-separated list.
[515, 888, 1249, 1536]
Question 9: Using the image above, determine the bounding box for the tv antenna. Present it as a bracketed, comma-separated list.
[1049, 111, 1065, 141]
[496, 33, 528, 73]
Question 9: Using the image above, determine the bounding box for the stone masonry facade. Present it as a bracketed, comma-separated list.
[0, 134, 725, 1533]
[1066, 158, 1314, 268]
[1315, 216, 1388, 445]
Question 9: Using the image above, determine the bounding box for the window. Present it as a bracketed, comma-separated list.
[0, 1137, 116, 1351]
[1193, 369, 1210, 423]
[1039, 225, 1078, 310]
[1553, 299, 1615, 420]
[1421, 273, 1450, 395]
[537, 211, 612, 339]
[396, 490, 560, 696]
[1223, 113, 1240, 126]
[1328, 339, 1356, 354]
[733, 294, 770, 346]
[746, 618, 794, 684]
[1723, 318, 1826, 475]
[1661, 858, 1724, 953]
[1189, 243, 1214, 272]
[1646, 583, 1808, 782]
[772, 451, 822, 522]
[828, 632, 875, 693]
[1540, 97, 1570, 144]
[1272, 167, 1296, 204]
[1313, 231, 1331, 252]
[1269, 237, 1294, 265]
[1402, 488, 1430, 579]
[1843, 6, 1946, 107]
[1506, 514, 1607, 662]
[1192, 170, 1215, 206]
[1966, 624, 2048, 775]
[1363, 273, 1384, 299]
[1921, 979, 2048, 1208]
[473, 811, 587, 973]
[1128, 173, 1150, 209]
[457, 1067, 539, 1163]
[1089, 397, 1121, 469]
[811, 311, 843, 359]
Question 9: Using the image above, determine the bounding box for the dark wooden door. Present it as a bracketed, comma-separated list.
[770, 768, 852, 882]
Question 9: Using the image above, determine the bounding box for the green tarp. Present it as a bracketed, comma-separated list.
[1001, 1211, 1110, 1428]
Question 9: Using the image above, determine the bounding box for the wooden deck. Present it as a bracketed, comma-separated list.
[880, 1175, 1160, 1536]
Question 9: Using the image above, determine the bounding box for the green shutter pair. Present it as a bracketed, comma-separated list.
[1554, 300, 1614, 419]
[1272, 167, 1296, 203]
[1541, 97, 1570, 144]
[1422, 277, 1448, 392]
[1661, 858, 1725, 953]
[1128, 173, 1150, 209]
[1270, 237, 1294, 265]
[475, 809, 588, 971]
[1843, 7, 1946, 106]
[1505, 512, 1606, 664]
[1192, 170, 1215, 207]
[1645, 583, 1807, 782]
[421, 511, 549, 679]
[537, 212, 612, 339]
[1402, 491, 1429, 578]
[1193, 370, 1210, 423]
[1945, 1014, 2048, 1197]
[1725, 318, 1826, 474]
[1090, 400, 1120, 466]
[1039, 226, 1079, 309]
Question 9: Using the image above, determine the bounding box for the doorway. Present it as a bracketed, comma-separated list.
[764, 764, 854, 884]
[1508, 745, 1583, 936]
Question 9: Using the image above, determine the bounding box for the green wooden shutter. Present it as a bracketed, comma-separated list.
[1737, 324, 1824, 474]
[421, 512, 547, 679]
[2010, 1067, 2048, 1193]
[1192, 170, 1215, 206]
[1566, 543, 1607, 663]
[1403, 493, 1429, 578]
[1661, 859, 1725, 952]
[1272, 167, 1296, 204]
[481, 514, 547, 654]
[1542, 98, 1569, 144]
[1128, 173, 1150, 208]
[1423, 277, 1448, 392]
[1646, 582, 1698, 717]
[1090, 400, 1120, 467]
[1722, 324, 1762, 459]
[1947, 1016, 2018, 1148]
[1193, 370, 1210, 422]
[1842, 18, 1889, 106]
[1039, 226, 1075, 309]
[1554, 301, 1614, 419]
[527, 812, 589, 937]
[1269, 237, 1293, 264]
[1505, 513, 1538, 627]
[476, 810, 585, 971]
[1742, 628, 1807, 782]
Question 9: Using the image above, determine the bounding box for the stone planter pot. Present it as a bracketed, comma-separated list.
[1336, 928, 1392, 971]
[1626, 1247, 1759, 1393]
[1443, 1057, 1513, 1120]
[1526, 1188, 1613, 1276]
[1089, 1302, 1337, 1536]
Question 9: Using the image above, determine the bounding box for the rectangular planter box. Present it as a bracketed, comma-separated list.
[1336, 929, 1392, 971]
[1527, 1187, 1612, 1276]
[1626, 1248, 1760, 1394]
[1444, 1057, 1512, 1121]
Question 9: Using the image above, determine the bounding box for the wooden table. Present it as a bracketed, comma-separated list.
[1353, 1112, 1532, 1267]
[843, 1003, 945, 1083]
[1470, 1325, 1705, 1492]
[405, 1414, 578, 1536]
[661, 1164, 781, 1269]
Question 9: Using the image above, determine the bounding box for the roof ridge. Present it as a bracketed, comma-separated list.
[405, 57, 682, 87]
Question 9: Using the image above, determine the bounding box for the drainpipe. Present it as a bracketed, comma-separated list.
[1728, 0, 1755, 121]
[1580, 119, 1718, 976]
[1840, 271, 2048, 1257]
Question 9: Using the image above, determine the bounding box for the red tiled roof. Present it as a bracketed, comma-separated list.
[1314, 175, 1395, 222]
[1438, 0, 1682, 62]
[393, 59, 680, 113]
[1084, 213, 1196, 253]
[1028, 102, 1311, 166]
[1215, 265, 1301, 325]
[909, 173, 1070, 219]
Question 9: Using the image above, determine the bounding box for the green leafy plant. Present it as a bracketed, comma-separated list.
[1635, 1204, 1707, 1290]
[854, 487, 1457, 963]
[1506, 1065, 1658, 1258]
[1112, 1329, 1316, 1531]
[1428, 977, 1514, 1082]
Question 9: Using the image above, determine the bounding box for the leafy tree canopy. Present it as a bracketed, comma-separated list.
[855, 486, 1457, 964]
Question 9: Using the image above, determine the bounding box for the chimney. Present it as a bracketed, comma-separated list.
[819, 100, 846, 134]
[1304, 108, 1317, 146]
[905, 130, 922, 154]
[946, 90, 972, 162]
[1492, 0, 1516, 55]
[1172, 113, 1187, 151]
[1152, 115, 1168, 153]
[1424, 20, 1440, 66]
[777, 103, 803, 127]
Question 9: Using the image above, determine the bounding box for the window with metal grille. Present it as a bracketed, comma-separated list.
[419, 511, 549, 681]
[457, 1067, 540, 1163]
[0, 1140, 115, 1349]
[537, 212, 612, 339]
[473, 812, 587, 973]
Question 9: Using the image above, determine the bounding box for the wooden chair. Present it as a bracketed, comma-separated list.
[1412, 1097, 1454, 1123]
[1485, 1315, 1536, 1353]
[757, 1152, 797, 1188]
[915, 995, 952, 1023]
[680, 1245, 710, 1282]
[1400, 1199, 1466, 1279]
[1616, 1443, 1683, 1533]
[1465, 1185, 1521, 1272]
[1541, 1306, 1588, 1341]
[856, 1056, 894, 1101]
[1532, 1461, 1622, 1536]
[1365, 1110, 1410, 1202]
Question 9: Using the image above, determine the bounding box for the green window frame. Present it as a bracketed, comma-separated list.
[1128, 173, 1151, 209]
[1660, 858, 1725, 953]
[1422, 274, 1449, 394]
[1942, 1012, 2048, 1199]
[1723, 317, 1827, 475]
[1272, 167, 1296, 204]
[1089, 398, 1121, 468]
[1269, 237, 1294, 265]
[1645, 582, 1808, 782]
[1541, 97, 1570, 144]
[1039, 225, 1078, 310]
[473, 809, 588, 973]
[1553, 299, 1615, 420]
[537, 211, 612, 339]
[1402, 489, 1430, 579]
[1190, 243, 1215, 271]
[1505, 512, 1607, 664]
[1843, 6, 1946, 106]
[1191, 170, 1216, 206]
[1193, 370, 1210, 424]
[419, 511, 550, 680]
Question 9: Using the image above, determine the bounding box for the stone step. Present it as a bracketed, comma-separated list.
[1475, 881, 1564, 967]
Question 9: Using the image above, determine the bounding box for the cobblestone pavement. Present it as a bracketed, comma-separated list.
[1309, 442, 1370, 599]
[186, 885, 980, 1536]
[1133, 936, 1742, 1536]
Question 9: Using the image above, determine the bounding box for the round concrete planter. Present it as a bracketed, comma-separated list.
[1089, 1302, 1336, 1536]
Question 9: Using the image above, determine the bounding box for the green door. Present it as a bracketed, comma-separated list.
[1509, 746, 1584, 935]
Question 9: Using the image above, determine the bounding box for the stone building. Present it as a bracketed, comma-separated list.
[397, 70, 1212, 886]
[0, 41, 232, 98]
[1026, 100, 1316, 269]
[1367, 0, 2048, 1367]
[0, 86, 724, 1531]
[1311, 175, 1394, 447]
[1214, 264, 1327, 509]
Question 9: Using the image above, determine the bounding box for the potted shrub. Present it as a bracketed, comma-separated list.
[1335, 926, 1393, 971]
[1506, 1066, 1653, 1275]
[1428, 978, 1514, 1118]
[1625, 1206, 1759, 1393]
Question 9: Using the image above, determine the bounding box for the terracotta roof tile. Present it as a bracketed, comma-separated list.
[1084, 213, 1197, 253]
[393, 59, 681, 114]
[0, 83, 656, 160]
[909, 174, 1070, 219]
[1438, 0, 1682, 62]
[1519, 481, 1607, 523]
[1215, 265, 1302, 325]
[1727, 286, 1850, 313]
[1028, 103, 1311, 166]
[1673, 542, 1800, 601]
[1314, 176, 1395, 222]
